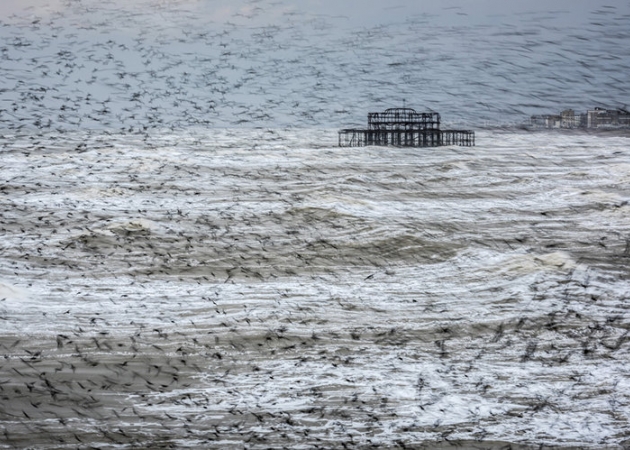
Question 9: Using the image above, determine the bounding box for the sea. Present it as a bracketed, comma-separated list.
[1, 1, 630, 449]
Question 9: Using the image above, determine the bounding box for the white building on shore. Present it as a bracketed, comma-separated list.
[587, 107, 630, 128]
[531, 107, 629, 129]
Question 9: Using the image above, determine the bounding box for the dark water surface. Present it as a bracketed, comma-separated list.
[1, 0, 630, 131]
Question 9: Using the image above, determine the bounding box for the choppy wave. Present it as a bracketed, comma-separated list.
[1, 129, 630, 448]
[1, 0, 630, 132]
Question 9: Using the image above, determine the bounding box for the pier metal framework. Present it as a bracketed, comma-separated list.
[339, 107, 474, 147]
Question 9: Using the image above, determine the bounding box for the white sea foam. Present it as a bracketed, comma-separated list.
[1, 130, 630, 448]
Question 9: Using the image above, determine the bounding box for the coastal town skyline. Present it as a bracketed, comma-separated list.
[530, 105, 630, 129]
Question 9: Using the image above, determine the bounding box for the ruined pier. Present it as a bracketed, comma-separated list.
[339, 108, 475, 147]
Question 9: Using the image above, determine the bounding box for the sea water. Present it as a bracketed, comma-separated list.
[2, 0, 630, 447]
[1, 128, 630, 448]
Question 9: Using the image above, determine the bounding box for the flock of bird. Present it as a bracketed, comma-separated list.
[2, 127, 630, 447]
[0, 0, 629, 133]
[1, 0, 630, 448]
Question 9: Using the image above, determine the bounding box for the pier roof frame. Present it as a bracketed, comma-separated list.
[339, 106, 474, 148]
[368, 108, 440, 131]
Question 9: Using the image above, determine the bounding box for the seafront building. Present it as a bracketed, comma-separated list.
[530, 107, 630, 129]
[586, 107, 630, 128]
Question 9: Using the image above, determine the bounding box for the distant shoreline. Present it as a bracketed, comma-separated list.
[479, 125, 630, 137]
